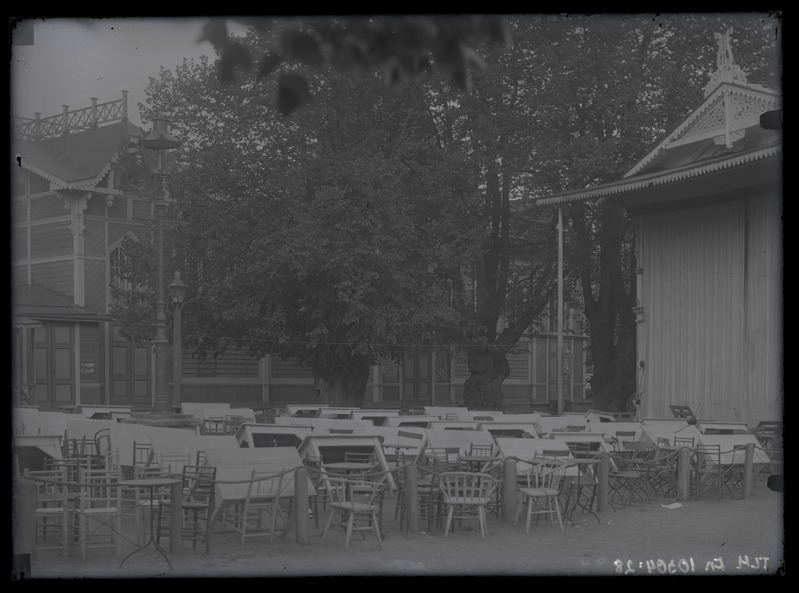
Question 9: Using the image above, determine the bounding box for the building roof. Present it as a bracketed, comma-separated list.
[537, 32, 781, 208]
[13, 283, 112, 323]
[12, 119, 145, 191]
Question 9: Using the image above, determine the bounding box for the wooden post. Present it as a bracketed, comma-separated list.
[677, 447, 691, 501]
[405, 464, 419, 534]
[596, 452, 609, 512]
[169, 479, 182, 554]
[294, 468, 309, 544]
[503, 458, 517, 522]
[743, 443, 754, 499]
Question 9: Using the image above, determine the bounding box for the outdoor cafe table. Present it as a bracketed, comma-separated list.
[202, 447, 315, 537]
[118, 476, 182, 569]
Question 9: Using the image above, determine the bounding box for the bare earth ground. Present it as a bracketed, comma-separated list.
[23, 483, 784, 579]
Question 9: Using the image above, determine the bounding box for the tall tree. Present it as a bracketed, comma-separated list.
[118, 27, 480, 407]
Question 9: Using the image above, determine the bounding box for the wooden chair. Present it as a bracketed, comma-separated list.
[613, 431, 637, 451]
[155, 465, 217, 553]
[25, 467, 71, 558]
[438, 471, 498, 539]
[690, 444, 727, 502]
[516, 459, 568, 533]
[673, 436, 696, 449]
[238, 470, 289, 543]
[72, 467, 122, 560]
[304, 455, 329, 529]
[320, 476, 385, 549]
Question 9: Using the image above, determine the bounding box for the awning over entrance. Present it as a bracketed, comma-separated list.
[12, 283, 112, 323]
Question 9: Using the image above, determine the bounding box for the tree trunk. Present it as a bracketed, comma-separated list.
[322, 362, 371, 408]
[463, 348, 509, 410]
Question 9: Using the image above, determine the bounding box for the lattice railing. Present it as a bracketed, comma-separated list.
[12, 93, 128, 141]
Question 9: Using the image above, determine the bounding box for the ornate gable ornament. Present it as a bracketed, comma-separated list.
[703, 27, 748, 97]
[624, 29, 780, 178]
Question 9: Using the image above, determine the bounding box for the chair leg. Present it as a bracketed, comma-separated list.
[478, 506, 486, 539]
[320, 509, 335, 542]
[553, 497, 564, 532]
[373, 511, 383, 549]
[525, 499, 533, 534]
[344, 512, 354, 549]
[444, 506, 455, 537]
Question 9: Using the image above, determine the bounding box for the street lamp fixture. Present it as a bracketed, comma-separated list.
[169, 270, 186, 411]
[141, 110, 181, 414]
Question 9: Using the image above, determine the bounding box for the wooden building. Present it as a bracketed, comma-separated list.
[12, 93, 592, 413]
[538, 33, 782, 426]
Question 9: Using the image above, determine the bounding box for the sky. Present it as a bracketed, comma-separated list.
[10, 17, 235, 128]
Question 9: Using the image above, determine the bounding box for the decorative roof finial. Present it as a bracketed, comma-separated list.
[704, 27, 748, 96]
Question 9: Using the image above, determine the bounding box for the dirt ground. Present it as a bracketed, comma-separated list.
[21, 481, 784, 579]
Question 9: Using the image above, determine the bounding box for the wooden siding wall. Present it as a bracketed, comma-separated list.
[31, 261, 74, 299]
[744, 193, 783, 424]
[29, 194, 63, 220]
[13, 227, 27, 260]
[31, 222, 72, 258]
[640, 196, 781, 425]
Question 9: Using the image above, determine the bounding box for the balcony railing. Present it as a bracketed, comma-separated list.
[12, 91, 129, 141]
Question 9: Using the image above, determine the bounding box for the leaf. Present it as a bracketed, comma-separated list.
[199, 19, 229, 47]
[277, 72, 311, 116]
[258, 52, 284, 79]
[330, 42, 363, 72]
[217, 41, 252, 83]
[281, 30, 323, 69]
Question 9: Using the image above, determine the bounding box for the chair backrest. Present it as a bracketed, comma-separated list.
[26, 467, 69, 508]
[525, 459, 568, 491]
[438, 472, 497, 503]
[623, 440, 655, 460]
[160, 452, 193, 476]
[469, 444, 495, 457]
[183, 465, 217, 504]
[133, 441, 155, 467]
[565, 425, 587, 432]
[673, 436, 695, 448]
[344, 451, 377, 464]
[328, 429, 354, 435]
[78, 467, 120, 509]
[565, 441, 600, 459]
[246, 470, 287, 503]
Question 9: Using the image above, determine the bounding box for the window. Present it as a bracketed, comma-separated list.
[109, 236, 136, 291]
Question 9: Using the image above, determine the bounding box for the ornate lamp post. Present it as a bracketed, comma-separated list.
[169, 270, 186, 411]
[141, 111, 181, 414]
